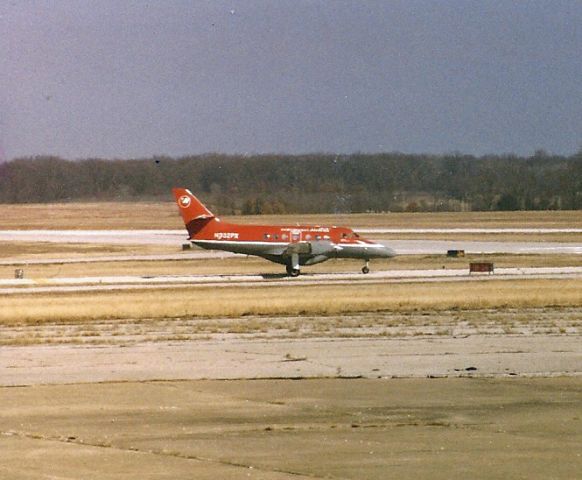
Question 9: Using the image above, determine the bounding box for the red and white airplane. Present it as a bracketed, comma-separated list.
[173, 188, 396, 276]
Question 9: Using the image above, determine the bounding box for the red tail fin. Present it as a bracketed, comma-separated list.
[172, 188, 215, 237]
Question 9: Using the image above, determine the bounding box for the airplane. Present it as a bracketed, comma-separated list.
[172, 188, 396, 276]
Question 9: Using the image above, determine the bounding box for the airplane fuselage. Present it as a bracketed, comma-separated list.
[173, 188, 395, 276]
[190, 219, 392, 265]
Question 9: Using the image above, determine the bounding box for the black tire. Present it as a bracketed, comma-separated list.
[290, 268, 300, 277]
[362, 266, 370, 274]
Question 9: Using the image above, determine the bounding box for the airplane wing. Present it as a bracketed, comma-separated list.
[192, 239, 338, 259]
[192, 240, 288, 257]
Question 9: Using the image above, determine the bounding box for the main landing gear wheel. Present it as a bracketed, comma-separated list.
[286, 265, 301, 277]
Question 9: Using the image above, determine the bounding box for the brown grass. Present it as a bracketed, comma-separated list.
[0, 201, 581, 229]
[229, 210, 582, 229]
[0, 241, 171, 259]
[0, 202, 179, 230]
[0, 278, 580, 324]
[1, 308, 579, 346]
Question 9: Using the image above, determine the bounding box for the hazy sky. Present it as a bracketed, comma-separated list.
[1, 0, 581, 160]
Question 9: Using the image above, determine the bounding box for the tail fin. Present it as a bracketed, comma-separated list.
[172, 188, 216, 237]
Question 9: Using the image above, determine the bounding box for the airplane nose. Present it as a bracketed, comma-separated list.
[376, 242, 397, 258]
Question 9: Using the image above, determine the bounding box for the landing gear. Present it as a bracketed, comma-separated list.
[286, 252, 301, 277]
[362, 260, 370, 274]
[286, 264, 301, 277]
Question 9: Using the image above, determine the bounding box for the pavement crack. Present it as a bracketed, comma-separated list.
[1, 429, 322, 479]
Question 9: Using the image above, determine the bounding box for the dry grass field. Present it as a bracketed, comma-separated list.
[236, 210, 582, 229]
[1, 307, 580, 347]
[0, 241, 172, 259]
[0, 278, 580, 324]
[0, 201, 581, 229]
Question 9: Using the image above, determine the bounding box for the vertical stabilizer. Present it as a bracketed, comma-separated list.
[172, 188, 216, 238]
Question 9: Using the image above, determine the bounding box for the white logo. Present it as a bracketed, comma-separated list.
[178, 195, 191, 208]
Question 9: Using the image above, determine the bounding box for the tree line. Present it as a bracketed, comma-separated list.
[0, 152, 580, 213]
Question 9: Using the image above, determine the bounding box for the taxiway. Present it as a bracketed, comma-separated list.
[1, 229, 581, 255]
[0, 266, 581, 295]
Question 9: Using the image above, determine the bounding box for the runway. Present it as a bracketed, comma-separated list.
[387, 239, 582, 254]
[1, 229, 581, 254]
[1, 266, 581, 295]
[0, 229, 184, 245]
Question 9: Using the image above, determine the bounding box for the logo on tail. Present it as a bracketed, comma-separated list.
[172, 188, 216, 239]
[178, 195, 191, 208]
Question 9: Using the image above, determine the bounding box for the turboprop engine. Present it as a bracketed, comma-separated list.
[283, 240, 338, 266]
[308, 240, 338, 256]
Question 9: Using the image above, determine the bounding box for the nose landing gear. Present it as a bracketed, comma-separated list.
[362, 260, 370, 274]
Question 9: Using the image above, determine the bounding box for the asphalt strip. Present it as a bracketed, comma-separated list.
[0, 229, 581, 254]
[0, 267, 581, 295]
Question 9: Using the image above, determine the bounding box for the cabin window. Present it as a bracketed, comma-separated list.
[264, 233, 270, 240]
[324, 235, 330, 240]
[282, 233, 288, 240]
[274, 234, 279, 240]
[342, 233, 348, 239]
[305, 234, 312, 240]
[315, 235, 321, 240]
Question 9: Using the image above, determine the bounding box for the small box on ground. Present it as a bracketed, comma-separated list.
[469, 262, 494, 274]
[447, 250, 465, 257]
[15, 269, 24, 279]
[182, 243, 191, 250]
